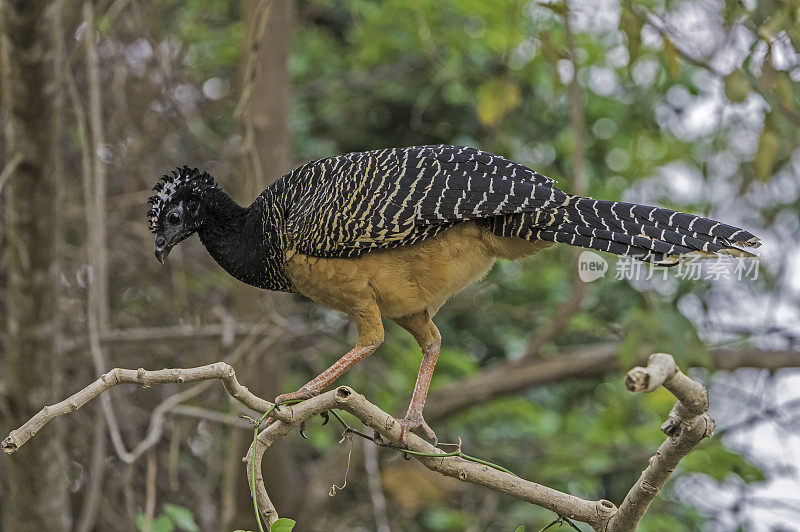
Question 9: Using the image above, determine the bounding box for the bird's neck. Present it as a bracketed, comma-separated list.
[197, 186, 294, 292]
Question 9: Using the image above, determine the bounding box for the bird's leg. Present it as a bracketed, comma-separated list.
[396, 337, 441, 446]
[389, 313, 442, 447]
[274, 343, 380, 404]
[276, 304, 384, 407]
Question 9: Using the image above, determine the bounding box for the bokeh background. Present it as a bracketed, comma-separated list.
[1, 0, 800, 530]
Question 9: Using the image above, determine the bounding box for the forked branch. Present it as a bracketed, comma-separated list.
[608, 354, 714, 530]
[3, 353, 712, 531]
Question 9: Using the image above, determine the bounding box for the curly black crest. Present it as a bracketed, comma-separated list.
[146, 166, 216, 233]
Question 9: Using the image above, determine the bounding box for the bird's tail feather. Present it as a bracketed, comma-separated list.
[496, 197, 760, 264]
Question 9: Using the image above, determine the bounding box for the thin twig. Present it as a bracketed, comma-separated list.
[82, 0, 109, 328]
[77, 0, 137, 468]
[75, 407, 107, 532]
[522, 272, 588, 360]
[61, 321, 282, 351]
[56, 0, 105, 525]
[0, 152, 23, 195]
[219, 409, 245, 530]
[234, 0, 277, 119]
[107, 325, 278, 463]
[363, 438, 391, 532]
[565, 0, 587, 196]
[143, 450, 157, 532]
[169, 405, 254, 429]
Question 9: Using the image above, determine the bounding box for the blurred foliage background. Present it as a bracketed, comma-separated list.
[1, 0, 800, 531]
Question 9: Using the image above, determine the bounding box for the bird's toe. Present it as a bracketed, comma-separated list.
[274, 387, 319, 406]
[395, 413, 438, 449]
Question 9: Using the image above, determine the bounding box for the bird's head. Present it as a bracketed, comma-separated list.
[147, 166, 216, 263]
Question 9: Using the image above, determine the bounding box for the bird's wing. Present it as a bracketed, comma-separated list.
[284, 145, 569, 257]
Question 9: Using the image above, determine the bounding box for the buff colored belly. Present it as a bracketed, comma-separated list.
[284, 222, 549, 320]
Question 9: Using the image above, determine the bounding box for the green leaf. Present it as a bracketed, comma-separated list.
[515, 526, 526, 532]
[476, 78, 521, 127]
[152, 516, 176, 532]
[754, 125, 780, 182]
[723, 69, 750, 103]
[681, 441, 764, 482]
[162, 504, 199, 532]
[96, 15, 110, 34]
[270, 518, 296, 532]
[776, 73, 797, 111]
[137, 515, 173, 532]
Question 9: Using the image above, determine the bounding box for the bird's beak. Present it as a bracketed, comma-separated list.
[155, 245, 171, 264]
[154, 235, 171, 263]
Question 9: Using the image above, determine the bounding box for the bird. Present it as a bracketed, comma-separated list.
[147, 145, 759, 445]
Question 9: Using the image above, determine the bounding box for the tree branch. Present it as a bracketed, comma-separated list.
[60, 322, 282, 351]
[243, 387, 617, 529]
[425, 344, 800, 422]
[607, 354, 714, 531]
[1, 355, 721, 531]
[2, 363, 274, 454]
[521, 276, 588, 360]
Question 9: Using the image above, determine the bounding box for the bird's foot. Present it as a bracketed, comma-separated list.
[395, 411, 438, 448]
[274, 387, 319, 408]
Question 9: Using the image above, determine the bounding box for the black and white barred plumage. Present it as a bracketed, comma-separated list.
[148, 145, 759, 291]
[277, 145, 758, 261]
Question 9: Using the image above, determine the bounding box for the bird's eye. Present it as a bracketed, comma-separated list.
[168, 211, 181, 225]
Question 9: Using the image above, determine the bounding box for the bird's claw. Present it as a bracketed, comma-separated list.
[372, 430, 390, 447]
[395, 413, 438, 450]
[403, 442, 413, 461]
[299, 411, 328, 438]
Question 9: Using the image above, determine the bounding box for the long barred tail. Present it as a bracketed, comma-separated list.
[494, 196, 761, 264]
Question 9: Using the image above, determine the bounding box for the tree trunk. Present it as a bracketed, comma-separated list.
[239, 0, 292, 193]
[224, 1, 297, 529]
[0, 0, 72, 530]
